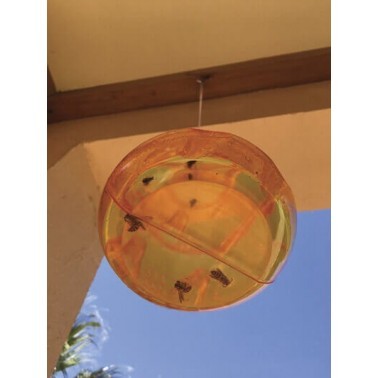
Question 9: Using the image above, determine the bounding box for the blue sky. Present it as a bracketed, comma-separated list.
[67, 209, 330, 378]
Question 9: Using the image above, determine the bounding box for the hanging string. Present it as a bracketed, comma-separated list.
[196, 78, 204, 127]
[196, 75, 210, 127]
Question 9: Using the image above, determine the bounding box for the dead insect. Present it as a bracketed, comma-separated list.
[188, 173, 193, 180]
[142, 176, 154, 185]
[174, 280, 192, 303]
[209, 268, 233, 287]
[189, 198, 197, 207]
[124, 214, 146, 232]
[186, 160, 197, 168]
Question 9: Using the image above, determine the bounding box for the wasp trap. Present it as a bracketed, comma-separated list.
[98, 128, 296, 311]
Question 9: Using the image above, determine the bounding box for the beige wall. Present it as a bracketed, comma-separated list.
[48, 107, 330, 376]
[48, 146, 104, 377]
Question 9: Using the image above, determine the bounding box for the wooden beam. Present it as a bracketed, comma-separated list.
[48, 47, 330, 124]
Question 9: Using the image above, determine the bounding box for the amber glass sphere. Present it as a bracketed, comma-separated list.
[98, 128, 296, 311]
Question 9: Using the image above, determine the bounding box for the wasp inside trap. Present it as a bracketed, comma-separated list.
[98, 128, 296, 311]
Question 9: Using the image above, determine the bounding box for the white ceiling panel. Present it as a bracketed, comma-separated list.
[48, 0, 330, 91]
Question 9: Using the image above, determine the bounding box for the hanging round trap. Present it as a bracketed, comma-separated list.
[98, 128, 296, 311]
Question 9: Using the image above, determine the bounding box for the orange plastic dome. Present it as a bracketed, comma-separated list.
[98, 128, 296, 311]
